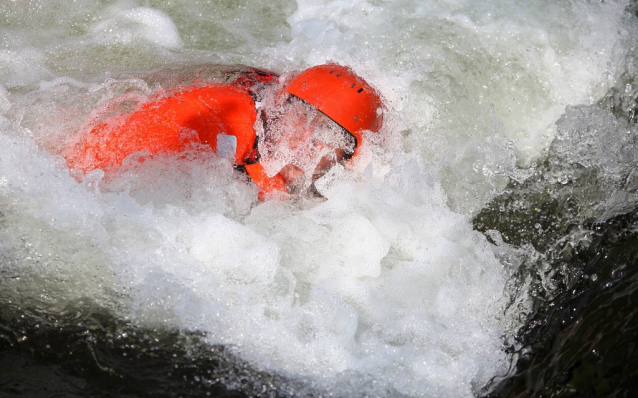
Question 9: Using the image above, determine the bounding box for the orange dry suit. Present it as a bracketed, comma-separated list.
[64, 67, 287, 197]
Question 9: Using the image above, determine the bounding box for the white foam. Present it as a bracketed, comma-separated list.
[275, 0, 631, 214]
[90, 6, 183, 49]
[0, 47, 53, 89]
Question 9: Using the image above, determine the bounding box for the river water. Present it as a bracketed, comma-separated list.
[1, 1, 637, 397]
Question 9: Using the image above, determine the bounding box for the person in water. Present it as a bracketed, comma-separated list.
[63, 64, 384, 199]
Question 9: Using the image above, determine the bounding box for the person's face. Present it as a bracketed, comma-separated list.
[260, 97, 355, 193]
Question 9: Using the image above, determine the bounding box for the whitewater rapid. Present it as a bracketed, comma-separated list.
[1, 0, 636, 396]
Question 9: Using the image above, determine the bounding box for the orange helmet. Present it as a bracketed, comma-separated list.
[284, 64, 383, 158]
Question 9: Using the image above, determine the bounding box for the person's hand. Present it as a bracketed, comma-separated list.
[279, 163, 306, 194]
[311, 148, 346, 182]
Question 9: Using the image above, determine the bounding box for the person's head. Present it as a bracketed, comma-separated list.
[284, 64, 384, 159]
[260, 64, 384, 193]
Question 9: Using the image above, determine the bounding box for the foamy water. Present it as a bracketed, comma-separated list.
[1, 0, 636, 396]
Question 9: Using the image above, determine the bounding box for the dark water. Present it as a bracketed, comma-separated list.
[477, 56, 638, 396]
[0, 303, 308, 397]
[478, 204, 638, 397]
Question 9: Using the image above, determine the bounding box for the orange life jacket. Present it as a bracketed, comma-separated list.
[65, 77, 287, 198]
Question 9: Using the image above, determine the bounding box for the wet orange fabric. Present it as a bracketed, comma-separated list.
[64, 84, 287, 197]
[65, 85, 256, 171]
